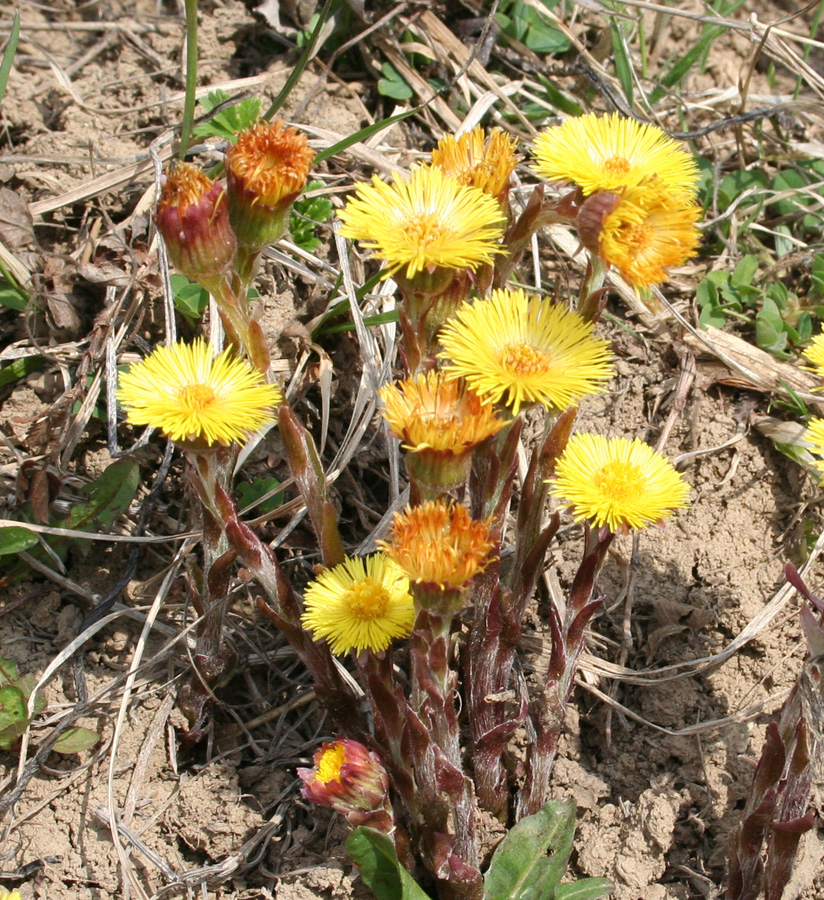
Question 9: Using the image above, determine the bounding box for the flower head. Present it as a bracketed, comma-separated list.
[117, 339, 282, 445]
[154, 163, 235, 288]
[380, 372, 509, 494]
[380, 372, 508, 453]
[337, 165, 506, 280]
[532, 113, 698, 196]
[591, 181, 702, 288]
[431, 126, 519, 205]
[438, 288, 613, 415]
[0, 890, 21, 900]
[226, 119, 315, 249]
[379, 501, 495, 592]
[804, 417, 824, 476]
[803, 334, 824, 381]
[301, 554, 414, 655]
[298, 738, 393, 829]
[549, 433, 690, 533]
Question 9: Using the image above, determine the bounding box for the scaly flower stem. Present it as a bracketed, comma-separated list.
[577, 255, 608, 322]
[179, 0, 198, 160]
[518, 526, 613, 817]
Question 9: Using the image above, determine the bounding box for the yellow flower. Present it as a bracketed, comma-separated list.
[438, 288, 613, 415]
[117, 338, 282, 445]
[532, 112, 699, 196]
[226, 119, 315, 248]
[379, 500, 495, 592]
[803, 334, 824, 381]
[301, 554, 414, 655]
[805, 418, 824, 475]
[549, 433, 690, 533]
[337, 165, 506, 279]
[0, 890, 21, 900]
[380, 372, 508, 453]
[431, 126, 519, 203]
[597, 181, 702, 288]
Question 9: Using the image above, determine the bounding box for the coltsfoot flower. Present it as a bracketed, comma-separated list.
[532, 112, 699, 196]
[804, 418, 824, 476]
[154, 163, 235, 288]
[438, 288, 613, 415]
[117, 338, 282, 445]
[226, 119, 315, 249]
[803, 334, 824, 381]
[587, 180, 702, 288]
[0, 889, 21, 900]
[301, 554, 414, 655]
[379, 372, 509, 493]
[298, 738, 394, 830]
[379, 500, 495, 594]
[549, 433, 690, 533]
[431, 126, 519, 205]
[337, 165, 506, 280]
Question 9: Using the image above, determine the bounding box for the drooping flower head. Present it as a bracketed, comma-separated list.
[438, 288, 614, 415]
[579, 180, 702, 288]
[532, 113, 699, 197]
[301, 554, 414, 655]
[431, 126, 520, 206]
[337, 165, 506, 282]
[298, 738, 393, 830]
[378, 501, 495, 612]
[225, 119, 315, 250]
[803, 334, 824, 382]
[117, 338, 282, 445]
[379, 372, 509, 494]
[549, 433, 690, 533]
[154, 163, 235, 290]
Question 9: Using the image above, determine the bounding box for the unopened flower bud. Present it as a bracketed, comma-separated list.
[154, 163, 235, 290]
[298, 738, 393, 829]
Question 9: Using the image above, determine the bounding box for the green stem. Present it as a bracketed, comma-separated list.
[179, 0, 199, 161]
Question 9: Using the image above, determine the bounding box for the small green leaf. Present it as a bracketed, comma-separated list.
[53, 726, 99, 754]
[290, 181, 334, 252]
[63, 459, 140, 534]
[237, 476, 284, 515]
[171, 273, 209, 324]
[378, 63, 414, 100]
[0, 355, 46, 388]
[610, 21, 633, 107]
[0, 526, 39, 556]
[0, 279, 27, 311]
[346, 827, 433, 900]
[483, 799, 577, 900]
[0, 657, 21, 685]
[192, 89, 262, 143]
[0, 684, 29, 749]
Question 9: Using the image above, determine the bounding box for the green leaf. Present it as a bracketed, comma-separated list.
[62, 459, 140, 534]
[730, 255, 758, 290]
[0, 281, 27, 311]
[378, 63, 414, 100]
[811, 253, 824, 301]
[535, 75, 583, 117]
[170, 273, 209, 324]
[483, 799, 577, 900]
[53, 726, 99, 754]
[0, 526, 39, 557]
[192, 89, 262, 143]
[0, 355, 46, 388]
[554, 877, 614, 900]
[346, 827, 433, 900]
[756, 298, 789, 358]
[610, 21, 633, 106]
[0, 684, 29, 750]
[290, 181, 334, 252]
[0, 10, 20, 110]
[237, 476, 284, 515]
[0, 657, 20, 686]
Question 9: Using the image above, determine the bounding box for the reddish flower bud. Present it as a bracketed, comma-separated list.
[298, 738, 392, 826]
[154, 163, 235, 289]
[225, 120, 315, 251]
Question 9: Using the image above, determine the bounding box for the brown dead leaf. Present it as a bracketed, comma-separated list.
[0, 187, 37, 252]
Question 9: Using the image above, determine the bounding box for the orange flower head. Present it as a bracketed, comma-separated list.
[379, 500, 495, 595]
[431, 126, 519, 205]
[596, 180, 702, 288]
[380, 371, 510, 494]
[226, 120, 315, 249]
[154, 163, 235, 289]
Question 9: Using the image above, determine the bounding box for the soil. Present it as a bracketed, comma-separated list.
[1, 1, 824, 899]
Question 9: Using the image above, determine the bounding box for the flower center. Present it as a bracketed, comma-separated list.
[316, 743, 346, 784]
[345, 580, 391, 619]
[624, 222, 653, 252]
[407, 214, 447, 247]
[179, 383, 217, 410]
[595, 460, 646, 501]
[503, 342, 550, 376]
[603, 156, 631, 175]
